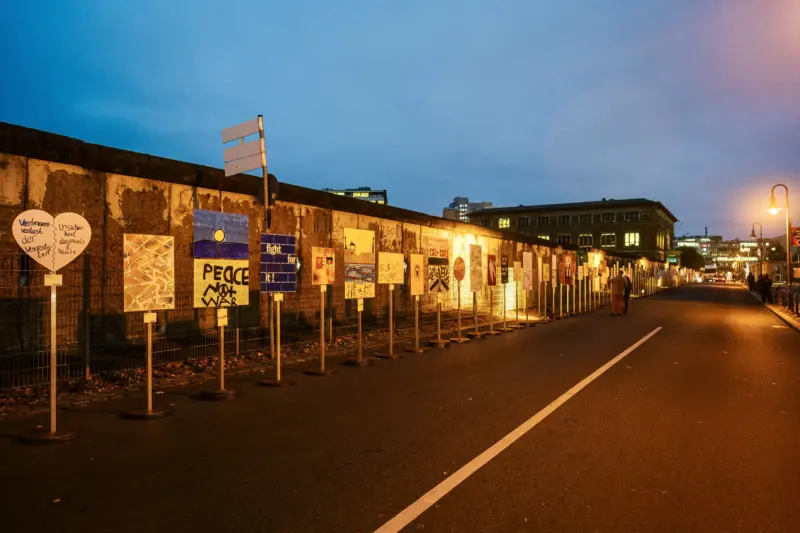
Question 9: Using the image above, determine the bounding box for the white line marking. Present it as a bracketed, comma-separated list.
[374, 326, 663, 533]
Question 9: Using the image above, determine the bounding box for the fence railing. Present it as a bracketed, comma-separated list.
[2, 251, 598, 389]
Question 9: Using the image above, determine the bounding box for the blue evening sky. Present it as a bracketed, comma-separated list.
[2, 0, 799, 239]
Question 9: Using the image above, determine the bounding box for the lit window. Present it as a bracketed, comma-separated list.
[498, 218, 511, 229]
[624, 232, 640, 247]
[376, 200, 384, 204]
[335, 192, 345, 195]
[579, 234, 593, 247]
[557, 235, 571, 245]
[538, 235, 550, 241]
[601, 233, 616, 247]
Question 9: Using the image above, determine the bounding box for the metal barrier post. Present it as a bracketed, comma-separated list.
[307, 285, 335, 375]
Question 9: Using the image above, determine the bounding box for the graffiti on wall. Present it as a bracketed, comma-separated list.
[193, 259, 249, 307]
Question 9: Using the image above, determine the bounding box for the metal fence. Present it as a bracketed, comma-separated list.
[0, 250, 574, 389]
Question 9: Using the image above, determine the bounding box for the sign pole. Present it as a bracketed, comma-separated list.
[260, 294, 295, 386]
[345, 299, 373, 365]
[377, 284, 403, 358]
[486, 287, 499, 335]
[429, 295, 450, 347]
[23, 273, 78, 443]
[405, 294, 425, 353]
[122, 312, 173, 419]
[450, 281, 469, 343]
[306, 286, 335, 375]
[201, 309, 237, 400]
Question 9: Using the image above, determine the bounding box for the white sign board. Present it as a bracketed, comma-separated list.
[222, 117, 264, 177]
[13, 210, 91, 272]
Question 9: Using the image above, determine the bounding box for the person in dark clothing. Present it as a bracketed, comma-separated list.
[760, 274, 773, 303]
[747, 272, 755, 292]
[623, 272, 632, 314]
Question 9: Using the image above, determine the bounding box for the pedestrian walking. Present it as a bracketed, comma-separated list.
[747, 272, 755, 292]
[623, 272, 632, 314]
[760, 274, 773, 303]
[609, 270, 627, 316]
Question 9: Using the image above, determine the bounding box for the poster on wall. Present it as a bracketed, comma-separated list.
[500, 254, 509, 284]
[537, 255, 544, 283]
[523, 252, 533, 291]
[193, 210, 248, 259]
[409, 253, 424, 295]
[344, 228, 376, 299]
[193, 259, 249, 307]
[12, 209, 91, 272]
[260, 234, 297, 293]
[487, 254, 497, 286]
[123, 234, 175, 312]
[551, 254, 558, 281]
[378, 252, 405, 285]
[427, 236, 450, 293]
[312, 247, 336, 285]
[791, 227, 800, 247]
[513, 261, 522, 282]
[469, 244, 482, 292]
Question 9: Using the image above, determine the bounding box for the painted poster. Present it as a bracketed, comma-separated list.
[522, 252, 533, 291]
[577, 264, 584, 280]
[312, 247, 335, 285]
[409, 253, 424, 295]
[193, 258, 249, 307]
[378, 252, 405, 285]
[427, 236, 450, 293]
[791, 227, 800, 247]
[193, 210, 248, 259]
[453, 257, 466, 283]
[564, 254, 574, 285]
[543, 255, 551, 282]
[344, 228, 375, 299]
[487, 254, 497, 286]
[123, 234, 175, 312]
[551, 254, 558, 281]
[13, 210, 91, 272]
[500, 254, 509, 284]
[469, 244, 482, 292]
[513, 261, 522, 282]
[537, 255, 544, 283]
[260, 234, 297, 293]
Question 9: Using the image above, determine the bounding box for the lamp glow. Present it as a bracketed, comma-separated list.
[768, 192, 781, 215]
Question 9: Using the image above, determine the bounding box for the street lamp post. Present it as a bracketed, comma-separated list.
[767, 184, 792, 306]
[751, 222, 763, 278]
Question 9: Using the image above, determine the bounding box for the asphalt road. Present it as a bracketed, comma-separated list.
[1, 284, 797, 533]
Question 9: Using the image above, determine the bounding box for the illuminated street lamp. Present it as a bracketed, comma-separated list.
[767, 184, 792, 304]
[750, 222, 764, 277]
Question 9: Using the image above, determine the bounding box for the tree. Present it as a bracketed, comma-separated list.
[677, 246, 705, 271]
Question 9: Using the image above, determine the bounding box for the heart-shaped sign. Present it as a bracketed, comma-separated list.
[13, 209, 92, 272]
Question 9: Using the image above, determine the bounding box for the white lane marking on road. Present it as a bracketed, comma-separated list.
[374, 326, 663, 533]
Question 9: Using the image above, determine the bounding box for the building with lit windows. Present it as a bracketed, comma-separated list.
[468, 197, 677, 261]
[675, 232, 722, 260]
[442, 197, 493, 222]
[323, 187, 387, 204]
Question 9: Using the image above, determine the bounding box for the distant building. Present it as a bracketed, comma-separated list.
[468, 197, 677, 261]
[675, 233, 723, 260]
[323, 187, 387, 205]
[442, 197, 493, 222]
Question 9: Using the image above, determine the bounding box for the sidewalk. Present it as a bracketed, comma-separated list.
[746, 288, 800, 332]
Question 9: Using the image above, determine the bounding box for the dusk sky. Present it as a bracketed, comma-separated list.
[2, 1, 799, 240]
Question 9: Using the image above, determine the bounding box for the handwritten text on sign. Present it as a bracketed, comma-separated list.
[12, 209, 91, 272]
[193, 259, 250, 308]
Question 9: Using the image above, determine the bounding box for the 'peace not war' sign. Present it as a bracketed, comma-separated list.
[193, 259, 250, 307]
[13, 209, 91, 272]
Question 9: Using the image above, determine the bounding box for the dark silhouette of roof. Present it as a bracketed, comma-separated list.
[470, 198, 678, 222]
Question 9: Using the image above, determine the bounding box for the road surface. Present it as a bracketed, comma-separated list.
[1, 284, 797, 532]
